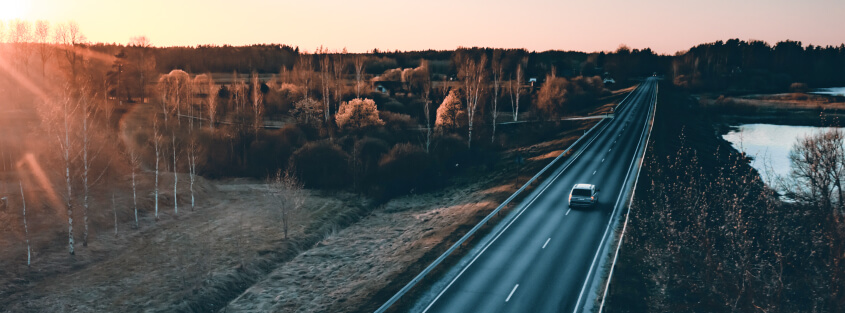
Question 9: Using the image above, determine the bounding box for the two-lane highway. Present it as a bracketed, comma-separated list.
[411, 78, 658, 313]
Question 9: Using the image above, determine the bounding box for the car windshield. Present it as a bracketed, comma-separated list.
[572, 189, 591, 197]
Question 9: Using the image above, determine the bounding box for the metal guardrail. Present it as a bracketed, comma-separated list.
[374, 88, 638, 313]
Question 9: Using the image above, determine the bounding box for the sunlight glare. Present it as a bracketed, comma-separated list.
[0, 0, 28, 20]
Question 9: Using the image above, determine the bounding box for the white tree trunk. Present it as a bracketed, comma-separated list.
[62, 97, 74, 255]
[82, 97, 90, 247]
[154, 125, 160, 220]
[172, 134, 178, 214]
[131, 154, 138, 228]
[112, 193, 117, 236]
[20, 181, 30, 266]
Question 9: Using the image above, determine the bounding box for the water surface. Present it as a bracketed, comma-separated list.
[722, 124, 844, 186]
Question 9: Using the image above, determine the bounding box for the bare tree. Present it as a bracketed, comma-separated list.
[129, 148, 141, 228]
[354, 55, 365, 98]
[54, 21, 86, 85]
[205, 76, 219, 129]
[319, 48, 333, 122]
[153, 115, 162, 220]
[269, 169, 306, 239]
[490, 50, 503, 143]
[55, 91, 78, 254]
[10, 19, 32, 73]
[251, 71, 264, 135]
[187, 137, 199, 211]
[786, 129, 845, 212]
[508, 61, 524, 122]
[423, 79, 432, 153]
[129, 36, 154, 103]
[112, 193, 117, 236]
[296, 53, 313, 98]
[172, 132, 179, 214]
[20, 181, 30, 266]
[79, 90, 108, 247]
[332, 53, 346, 114]
[457, 53, 487, 148]
[34, 20, 53, 78]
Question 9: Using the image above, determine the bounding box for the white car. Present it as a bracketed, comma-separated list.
[569, 183, 599, 208]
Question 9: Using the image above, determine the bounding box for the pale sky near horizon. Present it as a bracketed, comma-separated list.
[3, 0, 844, 54]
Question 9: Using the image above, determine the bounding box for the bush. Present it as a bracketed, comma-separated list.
[381, 98, 405, 113]
[290, 141, 349, 188]
[431, 134, 468, 173]
[789, 82, 808, 93]
[335, 98, 385, 132]
[353, 137, 390, 188]
[377, 143, 432, 197]
[536, 75, 608, 119]
[265, 83, 303, 116]
[435, 90, 465, 131]
[380, 111, 417, 134]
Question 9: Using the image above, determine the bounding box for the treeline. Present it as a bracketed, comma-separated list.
[605, 86, 845, 312]
[673, 39, 845, 92]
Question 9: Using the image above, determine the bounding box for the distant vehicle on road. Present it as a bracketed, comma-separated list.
[603, 78, 615, 84]
[569, 183, 599, 208]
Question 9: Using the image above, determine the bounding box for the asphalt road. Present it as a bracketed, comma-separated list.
[413, 78, 658, 313]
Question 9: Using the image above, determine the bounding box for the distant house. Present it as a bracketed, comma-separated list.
[528, 77, 537, 87]
[373, 81, 404, 96]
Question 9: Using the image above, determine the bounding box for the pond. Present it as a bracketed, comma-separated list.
[722, 123, 844, 187]
[811, 87, 845, 97]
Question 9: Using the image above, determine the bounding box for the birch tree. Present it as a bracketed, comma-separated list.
[187, 137, 199, 211]
[206, 76, 218, 129]
[423, 79, 432, 153]
[172, 133, 179, 214]
[20, 181, 30, 266]
[251, 71, 264, 135]
[319, 49, 332, 122]
[269, 169, 306, 239]
[332, 53, 345, 114]
[56, 91, 77, 254]
[354, 55, 365, 98]
[491, 51, 503, 143]
[153, 115, 162, 220]
[457, 53, 487, 148]
[129, 148, 140, 228]
[508, 62, 524, 122]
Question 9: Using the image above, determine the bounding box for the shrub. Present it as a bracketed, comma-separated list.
[353, 137, 390, 187]
[265, 83, 303, 116]
[431, 134, 468, 173]
[335, 98, 385, 132]
[789, 82, 808, 93]
[536, 75, 608, 119]
[377, 143, 432, 197]
[380, 111, 417, 133]
[435, 90, 465, 131]
[290, 141, 349, 188]
[291, 97, 324, 129]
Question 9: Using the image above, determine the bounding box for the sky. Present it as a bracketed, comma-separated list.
[3, 0, 844, 54]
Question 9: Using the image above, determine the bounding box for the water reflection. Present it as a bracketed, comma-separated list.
[722, 124, 844, 187]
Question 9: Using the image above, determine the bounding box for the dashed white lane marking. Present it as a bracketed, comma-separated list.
[506, 284, 519, 302]
[593, 170, 596, 175]
[542, 238, 551, 249]
[608, 149, 612, 152]
[602, 158, 605, 162]
[566, 209, 571, 215]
